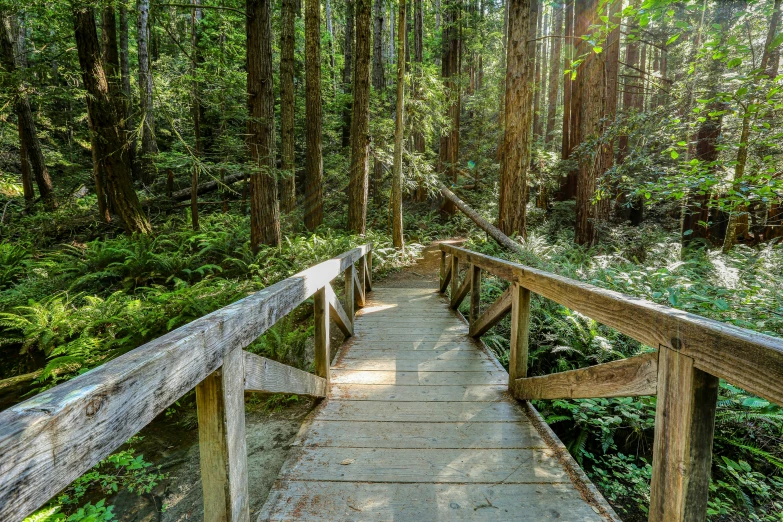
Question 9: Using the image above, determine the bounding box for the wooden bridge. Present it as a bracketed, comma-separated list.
[2, 243, 783, 521]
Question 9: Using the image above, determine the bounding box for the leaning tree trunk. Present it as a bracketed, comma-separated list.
[342, 0, 354, 148]
[371, 0, 385, 205]
[348, 0, 372, 233]
[247, 0, 281, 250]
[280, 0, 297, 213]
[74, 7, 151, 234]
[304, 0, 324, 230]
[137, 0, 159, 184]
[391, 0, 406, 249]
[0, 13, 55, 209]
[497, 0, 533, 238]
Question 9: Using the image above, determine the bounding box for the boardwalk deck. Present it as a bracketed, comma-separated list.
[260, 287, 615, 521]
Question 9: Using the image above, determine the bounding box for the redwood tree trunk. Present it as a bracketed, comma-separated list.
[247, 0, 281, 250]
[304, 0, 324, 230]
[412, 0, 426, 201]
[439, 0, 461, 215]
[391, 0, 406, 249]
[342, 0, 354, 148]
[544, 3, 562, 145]
[348, 0, 372, 233]
[137, 0, 159, 184]
[497, 0, 533, 238]
[280, 0, 297, 214]
[371, 0, 384, 205]
[119, 6, 138, 181]
[74, 7, 151, 234]
[556, 0, 576, 201]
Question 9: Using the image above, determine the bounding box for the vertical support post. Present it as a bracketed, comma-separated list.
[356, 256, 366, 307]
[649, 347, 718, 522]
[508, 283, 531, 386]
[344, 265, 355, 325]
[469, 264, 481, 327]
[365, 250, 373, 291]
[439, 251, 446, 290]
[314, 286, 330, 388]
[450, 255, 460, 300]
[196, 348, 249, 522]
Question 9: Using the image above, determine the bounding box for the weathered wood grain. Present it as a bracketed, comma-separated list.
[329, 384, 508, 401]
[261, 482, 605, 521]
[441, 243, 783, 407]
[314, 287, 330, 389]
[470, 264, 481, 326]
[508, 284, 531, 384]
[340, 341, 487, 351]
[195, 347, 249, 522]
[450, 255, 460, 304]
[353, 267, 365, 307]
[326, 284, 352, 337]
[317, 400, 526, 422]
[333, 357, 498, 372]
[514, 352, 659, 400]
[301, 419, 545, 449]
[469, 286, 512, 338]
[649, 347, 718, 522]
[450, 266, 472, 309]
[365, 251, 373, 291]
[329, 369, 507, 386]
[343, 264, 354, 328]
[243, 351, 327, 397]
[440, 254, 452, 293]
[0, 243, 372, 522]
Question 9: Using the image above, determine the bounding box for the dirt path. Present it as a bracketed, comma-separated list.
[375, 238, 464, 288]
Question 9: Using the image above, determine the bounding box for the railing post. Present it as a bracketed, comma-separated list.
[344, 265, 354, 326]
[365, 251, 373, 291]
[508, 283, 531, 386]
[195, 347, 249, 522]
[357, 256, 367, 307]
[649, 347, 718, 522]
[450, 255, 460, 300]
[314, 286, 330, 389]
[469, 264, 481, 327]
[439, 251, 446, 289]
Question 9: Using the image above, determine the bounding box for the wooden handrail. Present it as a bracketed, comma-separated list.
[0, 243, 372, 522]
[439, 243, 783, 522]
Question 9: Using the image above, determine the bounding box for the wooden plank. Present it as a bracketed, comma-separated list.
[469, 286, 512, 337]
[440, 250, 447, 286]
[441, 243, 783, 407]
[317, 400, 526, 422]
[450, 254, 460, 303]
[261, 482, 605, 521]
[333, 358, 498, 372]
[329, 370, 507, 386]
[301, 420, 545, 449]
[0, 243, 372, 522]
[243, 351, 327, 397]
[338, 347, 493, 359]
[470, 264, 481, 326]
[278, 447, 571, 483]
[365, 251, 373, 291]
[450, 266, 472, 309]
[326, 284, 352, 337]
[195, 347, 249, 522]
[353, 266, 366, 307]
[508, 284, 531, 384]
[329, 384, 507, 401]
[649, 347, 718, 522]
[358, 256, 367, 303]
[340, 341, 484, 351]
[314, 287, 330, 389]
[439, 254, 452, 293]
[514, 352, 659, 400]
[343, 264, 354, 329]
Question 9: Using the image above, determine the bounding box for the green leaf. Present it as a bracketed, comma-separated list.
[736, 87, 748, 97]
[677, 141, 687, 147]
[666, 33, 680, 46]
[726, 57, 742, 68]
[593, 46, 603, 54]
[769, 32, 783, 51]
[670, 150, 679, 160]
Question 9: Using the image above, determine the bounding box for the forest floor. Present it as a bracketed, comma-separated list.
[112, 238, 464, 521]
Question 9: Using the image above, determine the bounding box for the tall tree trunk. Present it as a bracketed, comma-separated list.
[439, 0, 461, 215]
[348, 0, 372, 233]
[137, 0, 159, 185]
[119, 6, 138, 182]
[544, 3, 562, 145]
[304, 0, 324, 230]
[342, 0, 354, 148]
[764, 0, 783, 241]
[392, 0, 406, 249]
[497, 0, 533, 237]
[532, 0, 543, 137]
[574, 0, 601, 246]
[0, 13, 55, 209]
[280, 0, 297, 213]
[371, 0, 384, 205]
[413, 0, 426, 201]
[325, 0, 336, 89]
[190, 0, 202, 231]
[595, 0, 620, 225]
[74, 7, 151, 234]
[556, 0, 576, 200]
[247, 0, 281, 251]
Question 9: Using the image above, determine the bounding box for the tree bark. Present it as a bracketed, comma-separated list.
[119, 6, 138, 182]
[497, 0, 533, 238]
[342, 0, 354, 148]
[190, 0, 202, 231]
[532, 0, 543, 137]
[439, 0, 461, 215]
[280, 0, 297, 214]
[137, 0, 159, 184]
[348, 0, 372, 233]
[556, 0, 576, 201]
[391, 0, 406, 249]
[764, 0, 783, 241]
[371, 0, 385, 205]
[74, 7, 151, 234]
[596, 0, 621, 224]
[247, 0, 281, 251]
[544, 3, 562, 145]
[304, 0, 324, 230]
[0, 13, 55, 209]
[412, 0, 425, 201]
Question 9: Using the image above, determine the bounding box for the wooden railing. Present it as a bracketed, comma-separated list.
[0, 244, 373, 522]
[439, 243, 783, 522]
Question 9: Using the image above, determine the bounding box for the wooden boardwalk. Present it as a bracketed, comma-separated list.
[260, 287, 613, 521]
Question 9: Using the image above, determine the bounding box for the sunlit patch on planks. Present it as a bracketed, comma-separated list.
[259, 287, 614, 521]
